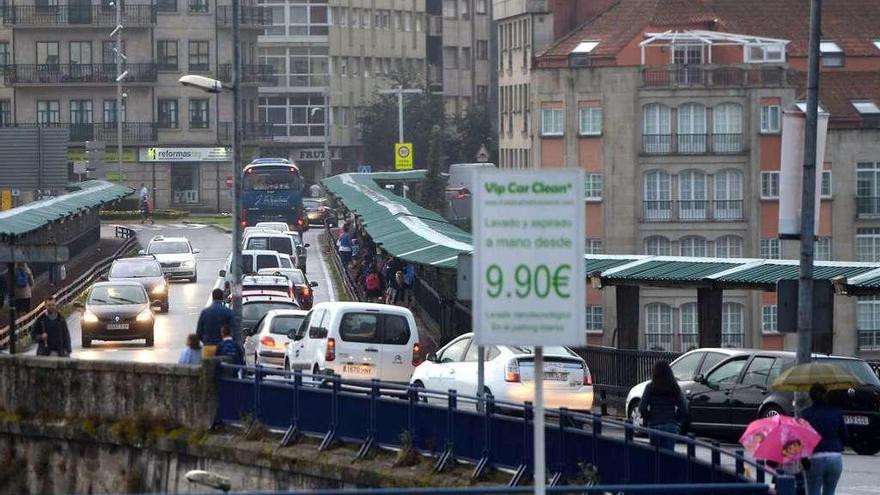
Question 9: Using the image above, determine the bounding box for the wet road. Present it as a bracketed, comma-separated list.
[65, 223, 335, 363]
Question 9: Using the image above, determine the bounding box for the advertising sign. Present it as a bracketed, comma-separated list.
[472, 169, 585, 346]
[779, 107, 829, 238]
[395, 143, 413, 170]
[140, 147, 232, 162]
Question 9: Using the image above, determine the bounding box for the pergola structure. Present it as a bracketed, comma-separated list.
[639, 30, 790, 65]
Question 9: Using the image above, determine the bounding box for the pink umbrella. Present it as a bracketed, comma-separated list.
[739, 415, 822, 464]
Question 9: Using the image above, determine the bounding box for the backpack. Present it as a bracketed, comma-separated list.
[365, 272, 381, 291]
[15, 269, 29, 288]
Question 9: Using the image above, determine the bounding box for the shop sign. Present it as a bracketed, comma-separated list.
[140, 147, 231, 162]
[293, 148, 342, 161]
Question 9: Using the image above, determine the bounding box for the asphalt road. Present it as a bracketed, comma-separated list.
[65, 223, 336, 364]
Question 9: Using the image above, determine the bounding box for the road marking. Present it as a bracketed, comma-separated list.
[123, 223, 208, 231]
[317, 235, 337, 303]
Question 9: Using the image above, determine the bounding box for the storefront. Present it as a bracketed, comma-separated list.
[289, 147, 343, 185]
[138, 147, 233, 213]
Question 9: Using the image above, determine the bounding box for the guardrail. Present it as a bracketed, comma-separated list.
[199, 486, 784, 494]
[0, 230, 138, 350]
[216, 364, 793, 494]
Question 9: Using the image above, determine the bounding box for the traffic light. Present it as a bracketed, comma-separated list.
[85, 141, 106, 171]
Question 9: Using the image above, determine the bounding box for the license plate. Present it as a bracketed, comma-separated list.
[343, 364, 374, 376]
[544, 371, 569, 381]
[106, 323, 129, 330]
[844, 415, 870, 426]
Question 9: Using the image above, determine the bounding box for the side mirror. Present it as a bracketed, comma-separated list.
[304, 243, 311, 248]
[243, 327, 253, 336]
[694, 374, 705, 384]
[193, 249, 201, 254]
[99, 274, 108, 281]
[426, 352, 437, 363]
[138, 249, 145, 255]
[219, 269, 226, 277]
[309, 281, 318, 287]
[292, 332, 304, 341]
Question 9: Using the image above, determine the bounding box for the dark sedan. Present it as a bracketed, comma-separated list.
[81, 281, 157, 348]
[108, 257, 169, 312]
[683, 349, 880, 455]
[303, 198, 337, 227]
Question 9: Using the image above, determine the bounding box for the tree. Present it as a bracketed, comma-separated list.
[420, 124, 447, 212]
[449, 104, 497, 164]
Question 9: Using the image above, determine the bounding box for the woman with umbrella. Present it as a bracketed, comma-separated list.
[801, 383, 848, 495]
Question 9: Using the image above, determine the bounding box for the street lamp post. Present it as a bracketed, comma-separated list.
[109, 3, 126, 181]
[378, 85, 423, 144]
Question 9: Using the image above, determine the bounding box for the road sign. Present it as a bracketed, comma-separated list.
[472, 169, 585, 346]
[0, 190, 11, 211]
[357, 164, 372, 174]
[395, 143, 413, 170]
[476, 144, 490, 163]
[0, 245, 70, 263]
[225, 176, 233, 189]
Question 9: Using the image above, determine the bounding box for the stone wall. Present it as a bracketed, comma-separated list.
[0, 355, 217, 429]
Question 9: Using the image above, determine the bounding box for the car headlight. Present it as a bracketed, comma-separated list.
[136, 308, 153, 322]
[82, 310, 99, 323]
[152, 284, 167, 295]
[181, 260, 195, 268]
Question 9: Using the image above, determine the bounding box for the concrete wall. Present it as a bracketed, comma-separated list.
[0, 355, 217, 429]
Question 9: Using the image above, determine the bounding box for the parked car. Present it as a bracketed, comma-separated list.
[140, 235, 199, 282]
[244, 309, 308, 368]
[240, 293, 300, 337]
[242, 232, 299, 268]
[410, 332, 593, 412]
[257, 268, 318, 309]
[80, 281, 158, 348]
[303, 198, 338, 227]
[284, 302, 421, 383]
[107, 256, 169, 312]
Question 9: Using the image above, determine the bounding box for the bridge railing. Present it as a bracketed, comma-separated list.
[216, 364, 793, 494]
[194, 484, 788, 495]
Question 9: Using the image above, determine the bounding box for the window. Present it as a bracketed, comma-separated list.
[403, 11, 411, 31]
[189, 100, 209, 128]
[382, 315, 411, 345]
[584, 173, 602, 201]
[258, 94, 326, 137]
[821, 170, 832, 198]
[679, 236, 707, 257]
[742, 356, 776, 386]
[475, 0, 486, 14]
[438, 337, 469, 362]
[585, 305, 603, 333]
[69, 100, 93, 124]
[579, 106, 602, 135]
[677, 103, 706, 152]
[645, 303, 673, 351]
[644, 236, 671, 256]
[188, 40, 210, 71]
[644, 170, 671, 220]
[541, 108, 563, 136]
[715, 235, 743, 258]
[476, 85, 488, 103]
[36, 100, 59, 124]
[460, 0, 469, 18]
[680, 303, 698, 351]
[188, 0, 208, 13]
[713, 103, 743, 152]
[442, 0, 456, 18]
[761, 171, 780, 199]
[103, 99, 126, 124]
[585, 239, 603, 254]
[643, 103, 671, 153]
[820, 40, 844, 67]
[714, 169, 744, 220]
[339, 313, 379, 343]
[69, 41, 92, 65]
[761, 104, 781, 133]
[760, 238, 780, 259]
[443, 47, 458, 69]
[815, 237, 831, 261]
[0, 42, 10, 67]
[721, 302, 744, 347]
[706, 357, 747, 386]
[679, 170, 706, 220]
[858, 296, 880, 351]
[36, 41, 59, 65]
[857, 228, 880, 262]
[852, 100, 880, 115]
[475, 40, 489, 60]
[0, 100, 10, 125]
[762, 305, 777, 333]
[259, 46, 328, 87]
[746, 43, 785, 63]
[158, 99, 178, 128]
[103, 40, 126, 64]
[157, 40, 178, 70]
[857, 162, 880, 215]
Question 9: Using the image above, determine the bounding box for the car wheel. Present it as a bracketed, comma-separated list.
[851, 437, 880, 456]
[82, 336, 92, 348]
[190, 273, 198, 283]
[284, 359, 290, 372]
[628, 399, 643, 426]
[411, 380, 428, 403]
[145, 333, 154, 347]
[161, 301, 169, 313]
[760, 404, 783, 418]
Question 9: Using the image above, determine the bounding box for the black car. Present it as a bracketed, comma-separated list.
[81, 281, 158, 348]
[683, 349, 880, 455]
[303, 198, 338, 227]
[108, 257, 169, 312]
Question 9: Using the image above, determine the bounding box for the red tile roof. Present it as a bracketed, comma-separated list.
[790, 71, 880, 128]
[538, 0, 880, 63]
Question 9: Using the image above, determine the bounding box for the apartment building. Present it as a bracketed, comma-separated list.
[501, 0, 880, 356]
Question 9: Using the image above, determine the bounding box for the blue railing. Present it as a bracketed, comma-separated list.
[184, 485, 785, 494]
[215, 364, 794, 494]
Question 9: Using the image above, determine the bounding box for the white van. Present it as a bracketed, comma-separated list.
[242, 232, 298, 267]
[284, 302, 421, 383]
[219, 249, 291, 285]
[445, 163, 496, 221]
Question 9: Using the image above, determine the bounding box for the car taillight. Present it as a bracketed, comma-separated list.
[325, 337, 336, 362]
[583, 365, 593, 386]
[301, 286, 311, 297]
[412, 342, 423, 367]
[260, 335, 276, 348]
[297, 218, 304, 226]
[505, 359, 521, 383]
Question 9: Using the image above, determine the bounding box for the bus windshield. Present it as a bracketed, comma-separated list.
[243, 169, 303, 191]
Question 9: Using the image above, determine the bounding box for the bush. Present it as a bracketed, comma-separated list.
[100, 209, 190, 220]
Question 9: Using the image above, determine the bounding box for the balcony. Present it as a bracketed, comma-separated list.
[219, 122, 275, 143]
[642, 133, 743, 155]
[5, 64, 157, 85]
[216, 5, 271, 27]
[218, 64, 275, 85]
[643, 199, 743, 222]
[1, 5, 157, 27]
[857, 197, 880, 217]
[1, 122, 158, 143]
[640, 65, 787, 89]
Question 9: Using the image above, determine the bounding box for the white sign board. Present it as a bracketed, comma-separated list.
[778, 108, 829, 238]
[472, 170, 585, 346]
[139, 147, 231, 162]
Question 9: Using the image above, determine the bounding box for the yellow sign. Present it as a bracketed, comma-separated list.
[395, 142, 413, 170]
[67, 148, 137, 163]
[0, 190, 11, 211]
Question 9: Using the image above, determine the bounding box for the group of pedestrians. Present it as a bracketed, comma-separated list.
[639, 361, 847, 495]
[180, 288, 244, 365]
[335, 222, 416, 307]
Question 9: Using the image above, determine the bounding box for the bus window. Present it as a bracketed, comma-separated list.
[243, 169, 303, 191]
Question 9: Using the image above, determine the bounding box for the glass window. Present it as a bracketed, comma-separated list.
[541, 108, 563, 136]
[858, 228, 880, 262]
[476, 40, 489, 60]
[644, 236, 671, 256]
[679, 236, 707, 257]
[699, 352, 726, 375]
[760, 104, 780, 133]
[157, 40, 178, 70]
[579, 107, 602, 135]
[644, 170, 671, 221]
[858, 296, 880, 351]
[339, 313, 379, 343]
[715, 235, 743, 259]
[645, 303, 673, 351]
[270, 314, 306, 335]
[103, 98, 126, 124]
[109, 260, 162, 277]
[0, 42, 10, 67]
[760, 238, 780, 259]
[460, 0, 469, 18]
[761, 171, 779, 199]
[382, 315, 410, 345]
[670, 351, 703, 381]
[438, 336, 470, 362]
[102, 40, 126, 64]
[857, 162, 880, 215]
[443, 47, 458, 69]
[475, 0, 486, 14]
[442, 0, 456, 18]
[0, 99, 11, 125]
[36, 100, 60, 124]
[147, 241, 190, 254]
[706, 357, 747, 385]
[679, 170, 706, 220]
[585, 239, 603, 254]
[255, 254, 279, 270]
[584, 173, 602, 201]
[821, 170, 832, 198]
[37, 41, 59, 65]
[69, 41, 92, 65]
[170, 163, 200, 204]
[820, 40, 844, 67]
[305, 309, 325, 338]
[189, 99, 209, 129]
[713, 103, 743, 152]
[69, 100, 93, 124]
[680, 303, 698, 351]
[677, 103, 706, 153]
[188, 0, 209, 13]
[714, 169, 743, 220]
[643, 103, 671, 153]
[815, 237, 831, 261]
[721, 302, 744, 347]
[88, 285, 147, 305]
[585, 305, 603, 332]
[158, 99, 178, 128]
[188, 40, 210, 71]
[762, 305, 777, 333]
[741, 356, 776, 386]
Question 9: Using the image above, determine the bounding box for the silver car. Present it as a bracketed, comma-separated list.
[244, 309, 308, 368]
[140, 235, 199, 282]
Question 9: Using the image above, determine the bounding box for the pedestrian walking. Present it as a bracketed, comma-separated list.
[638, 360, 688, 451]
[386, 270, 409, 307]
[13, 262, 34, 313]
[337, 224, 353, 266]
[30, 297, 71, 357]
[178, 334, 203, 365]
[364, 265, 384, 302]
[196, 288, 237, 358]
[802, 384, 847, 495]
[217, 325, 245, 365]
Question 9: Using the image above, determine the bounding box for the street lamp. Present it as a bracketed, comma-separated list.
[107, 2, 125, 182]
[309, 105, 330, 181]
[177, 0, 244, 335]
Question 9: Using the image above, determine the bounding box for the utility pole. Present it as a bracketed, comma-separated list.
[115, 0, 124, 181]
[379, 85, 422, 144]
[797, 0, 822, 377]
[231, 0, 243, 336]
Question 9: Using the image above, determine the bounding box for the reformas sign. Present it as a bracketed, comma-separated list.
[140, 147, 231, 162]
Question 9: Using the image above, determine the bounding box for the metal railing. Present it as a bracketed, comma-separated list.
[1, 5, 157, 26]
[218, 122, 275, 143]
[216, 5, 272, 26]
[643, 200, 673, 221]
[216, 364, 792, 493]
[205, 485, 784, 495]
[713, 200, 744, 221]
[642, 200, 743, 222]
[574, 345, 681, 402]
[218, 63, 275, 84]
[5, 63, 157, 84]
[0, 122, 157, 143]
[642, 133, 743, 154]
[640, 65, 787, 88]
[678, 200, 708, 221]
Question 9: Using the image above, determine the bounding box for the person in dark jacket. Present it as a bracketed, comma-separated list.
[196, 288, 237, 357]
[31, 297, 71, 357]
[639, 360, 688, 451]
[802, 384, 847, 495]
[216, 325, 245, 365]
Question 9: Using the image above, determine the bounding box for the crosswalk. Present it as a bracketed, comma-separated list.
[119, 223, 209, 231]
